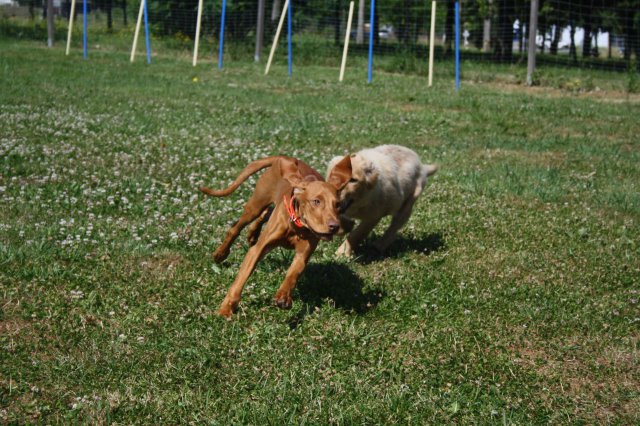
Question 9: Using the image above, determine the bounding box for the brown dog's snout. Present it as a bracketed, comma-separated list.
[328, 220, 340, 234]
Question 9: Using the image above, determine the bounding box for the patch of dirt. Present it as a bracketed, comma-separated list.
[0, 318, 31, 337]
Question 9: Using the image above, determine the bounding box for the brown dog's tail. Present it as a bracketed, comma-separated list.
[199, 156, 282, 197]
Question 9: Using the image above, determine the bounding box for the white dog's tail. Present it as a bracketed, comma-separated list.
[424, 164, 438, 177]
[414, 163, 438, 198]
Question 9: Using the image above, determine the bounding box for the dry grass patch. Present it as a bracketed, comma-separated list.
[511, 334, 640, 422]
[474, 148, 568, 168]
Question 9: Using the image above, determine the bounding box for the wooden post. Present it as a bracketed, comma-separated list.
[339, 1, 354, 82]
[65, 0, 76, 55]
[193, 0, 203, 66]
[265, 0, 289, 75]
[526, 0, 538, 86]
[428, 0, 436, 87]
[130, 0, 144, 62]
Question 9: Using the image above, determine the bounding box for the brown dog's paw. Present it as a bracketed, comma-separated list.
[218, 308, 233, 319]
[273, 293, 293, 309]
[247, 233, 259, 246]
[213, 248, 230, 263]
[218, 300, 238, 319]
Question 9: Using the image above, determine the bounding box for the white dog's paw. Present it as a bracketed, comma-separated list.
[372, 240, 389, 254]
[335, 241, 354, 257]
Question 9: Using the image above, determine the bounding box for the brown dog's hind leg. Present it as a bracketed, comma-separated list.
[246, 206, 273, 246]
[273, 239, 317, 309]
[213, 194, 272, 263]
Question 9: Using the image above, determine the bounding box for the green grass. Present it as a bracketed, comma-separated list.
[1, 38, 639, 424]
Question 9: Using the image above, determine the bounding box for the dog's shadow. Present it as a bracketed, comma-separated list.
[289, 263, 384, 329]
[356, 232, 445, 264]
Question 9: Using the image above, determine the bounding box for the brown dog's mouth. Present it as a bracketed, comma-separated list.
[307, 227, 338, 241]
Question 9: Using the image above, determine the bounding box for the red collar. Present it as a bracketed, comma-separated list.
[283, 194, 304, 228]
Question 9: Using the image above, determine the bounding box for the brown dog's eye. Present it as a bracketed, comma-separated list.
[349, 178, 358, 183]
[311, 199, 321, 206]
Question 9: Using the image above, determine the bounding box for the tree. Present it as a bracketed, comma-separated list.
[494, 0, 515, 62]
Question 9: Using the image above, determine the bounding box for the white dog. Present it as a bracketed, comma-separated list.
[326, 144, 437, 257]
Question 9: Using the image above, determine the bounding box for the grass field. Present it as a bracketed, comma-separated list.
[1, 38, 639, 424]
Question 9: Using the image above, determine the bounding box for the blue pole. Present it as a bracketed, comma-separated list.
[143, 0, 151, 64]
[82, 0, 87, 58]
[367, 0, 375, 83]
[455, 1, 460, 91]
[218, 0, 227, 69]
[287, 0, 292, 76]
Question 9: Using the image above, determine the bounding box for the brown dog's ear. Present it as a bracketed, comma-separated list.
[327, 155, 352, 190]
[279, 157, 306, 187]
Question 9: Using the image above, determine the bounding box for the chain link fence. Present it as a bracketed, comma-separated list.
[2, 1, 639, 86]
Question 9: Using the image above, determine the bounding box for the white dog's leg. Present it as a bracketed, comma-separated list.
[336, 217, 380, 257]
[336, 239, 354, 257]
[374, 195, 419, 253]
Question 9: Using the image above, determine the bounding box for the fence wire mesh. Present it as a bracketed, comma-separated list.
[2, 1, 639, 80]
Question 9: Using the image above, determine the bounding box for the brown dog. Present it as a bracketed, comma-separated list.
[200, 156, 349, 318]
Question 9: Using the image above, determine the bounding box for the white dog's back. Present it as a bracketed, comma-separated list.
[359, 144, 435, 202]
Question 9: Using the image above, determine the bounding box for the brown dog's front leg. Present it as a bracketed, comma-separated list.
[273, 240, 317, 309]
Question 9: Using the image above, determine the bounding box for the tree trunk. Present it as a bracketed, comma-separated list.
[356, 0, 364, 44]
[335, 0, 341, 46]
[271, 0, 281, 22]
[483, 15, 491, 52]
[569, 23, 577, 62]
[399, 0, 410, 45]
[46, 0, 54, 47]
[122, 0, 127, 26]
[444, 0, 454, 55]
[494, 0, 513, 62]
[582, 23, 592, 57]
[255, 0, 265, 61]
[519, 23, 525, 53]
[550, 24, 560, 55]
[373, 1, 379, 46]
[106, 0, 113, 30]
[622, 11, 634, 62]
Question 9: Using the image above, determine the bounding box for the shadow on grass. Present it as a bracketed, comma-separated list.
[355, 232, 445, 264]
[288, 263, 384, 329]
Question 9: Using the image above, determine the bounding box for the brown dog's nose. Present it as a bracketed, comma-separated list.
[328, 220, 340, 234]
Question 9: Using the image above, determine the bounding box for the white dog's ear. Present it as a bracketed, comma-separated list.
[327, 155, 352, 190]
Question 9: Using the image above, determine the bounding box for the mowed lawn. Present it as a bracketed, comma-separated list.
[1, 39, 639, 424]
